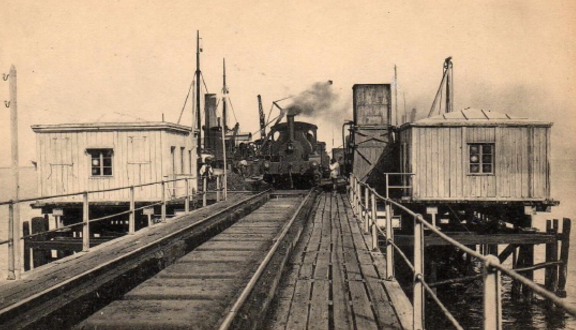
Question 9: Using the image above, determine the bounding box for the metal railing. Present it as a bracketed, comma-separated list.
[1, 174, 227, 280]
[348, 175, 576, 330]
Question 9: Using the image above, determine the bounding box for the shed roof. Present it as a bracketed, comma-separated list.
[31, 121, 195, 134]
[401, 108, 552, 128]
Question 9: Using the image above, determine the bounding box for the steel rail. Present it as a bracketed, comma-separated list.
[0, 189, 270, 317]
[218, 190, 313, 330]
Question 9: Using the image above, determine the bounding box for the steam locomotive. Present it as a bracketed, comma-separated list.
[257, 114, 329, 188]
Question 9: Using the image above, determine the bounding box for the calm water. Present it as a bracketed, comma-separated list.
[1, 163, 575, 329]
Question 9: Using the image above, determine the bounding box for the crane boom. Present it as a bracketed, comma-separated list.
[258, 95, 266, 139]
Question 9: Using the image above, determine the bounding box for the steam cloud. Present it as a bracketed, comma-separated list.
[285, 81, 344, 118]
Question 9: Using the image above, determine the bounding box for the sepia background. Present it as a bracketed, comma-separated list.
[0, 0, 575, 328]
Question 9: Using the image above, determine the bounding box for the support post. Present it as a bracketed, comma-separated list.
[184, 178, 190, 213]
[385, 173, 389, 199]
[557, 218, 571, 297]
[519, 214, 534, 302]
[356, 179, 361, 215]
[7, 203, 19, 279]
[8, 65, 21, 280]
[161, 181, 167, 222]
[216, 175, 221, 202]
[82, 192, 90, 252]
[364, 186, 370, 233]
[371, 191, 378, 251]
[349, 177, 354, 208]
[385, 201, 394, 279]
[202, 176, 207, 207]
[544, 220, 558, 294]
[413, 214, 425, 330]
[483, 255, 503, 330]
[128, 186, 135, 234]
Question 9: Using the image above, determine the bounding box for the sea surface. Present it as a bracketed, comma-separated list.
[0, 163, 575, 329]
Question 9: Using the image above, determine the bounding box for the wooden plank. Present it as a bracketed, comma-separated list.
[393, 233, 557, 246]
[348, 280, 379, 330]
[124, 278, 237, 300]
[366, 279, 402, 329]
[331, 244, 353, 330]
[285, 280, 312, 330]
[307, 280, 330, 330]
[78, 299, 222, 330]
[313, 252, 331, 280]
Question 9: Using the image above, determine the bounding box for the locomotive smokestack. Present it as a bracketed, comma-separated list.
[287, 114, 295, 142]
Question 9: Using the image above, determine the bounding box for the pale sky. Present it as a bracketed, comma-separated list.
[1, 1, 575, 211]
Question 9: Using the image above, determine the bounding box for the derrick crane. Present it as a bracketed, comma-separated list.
[257, 95, 266, 139]
[427, 56, 454, 117]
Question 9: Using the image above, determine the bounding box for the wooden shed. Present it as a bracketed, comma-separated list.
[31, 122, 197, 204]
[398, 108, 553, 204]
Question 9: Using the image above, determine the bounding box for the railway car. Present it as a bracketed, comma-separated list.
[257, 114, 325, 188]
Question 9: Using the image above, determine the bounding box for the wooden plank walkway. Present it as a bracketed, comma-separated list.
[0, 192, 267, 329]
[76, 196, 304, 329]
[265, 192, 413, 330]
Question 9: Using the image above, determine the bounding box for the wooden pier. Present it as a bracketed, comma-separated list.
[266, 192, 411, 330]
[0, 191, 413, 329]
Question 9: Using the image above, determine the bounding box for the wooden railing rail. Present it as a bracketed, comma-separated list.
[1, 174, 228, 280]
[348, 174, 575, 330]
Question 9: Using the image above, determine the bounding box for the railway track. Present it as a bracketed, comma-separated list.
[74, 190, 317, 330]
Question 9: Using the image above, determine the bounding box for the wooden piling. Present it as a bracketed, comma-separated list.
[544, 220, 558, 295]
[557, 218, 571, 297]
[519, 214, 534, 302]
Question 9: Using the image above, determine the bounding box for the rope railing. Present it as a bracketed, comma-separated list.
[347, 174, 575, 330]
[1, 174, 228, 280]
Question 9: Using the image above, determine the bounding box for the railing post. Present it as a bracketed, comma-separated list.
[82, 192, 90, 252]
[413, 214, 425, 330]
[216, 175, 221, 202]
[7, 201, 21, 280]
[223, 172, 228, 201]
[483, 255, 503, 330]
[385, 173, 389, 199]
[364, 186, 370, 233]
[371, 191, 378, 251]
[349, 176, 354, 208]
[355, 179, 360, 215]
[184, 178, 190, 213]
[128, 186, 135, 235]
[161, 181, 167, 222]
[202, 176, 207, 207]
[385, 201, 394, 279]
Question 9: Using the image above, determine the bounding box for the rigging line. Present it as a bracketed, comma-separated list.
[200, 72, 210, 94]
[427, 68, 448, 118]
[177, 77, 195, 125]
[227, 97, 239, 123]
[250, 113, 282, 136]
[266, 103, 274, 124]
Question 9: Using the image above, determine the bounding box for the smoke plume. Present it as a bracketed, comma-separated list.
[285, 81, 343, 117]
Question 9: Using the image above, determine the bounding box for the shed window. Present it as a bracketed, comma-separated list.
[87, 149, 113, 176]
[469, 144, 493, 174]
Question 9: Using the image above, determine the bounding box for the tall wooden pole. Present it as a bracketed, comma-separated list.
[222, 58, 228, 131]
[8, 65, 21, 280]
[394, 65, 398, 126]
[196, 30, 202, 158]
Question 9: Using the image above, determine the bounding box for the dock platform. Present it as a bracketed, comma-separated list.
[265, 192, 412, 330]
[0, 191, 413, 329]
